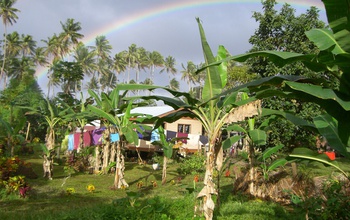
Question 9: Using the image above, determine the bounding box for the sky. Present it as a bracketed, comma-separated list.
[5, 0, 327, 95]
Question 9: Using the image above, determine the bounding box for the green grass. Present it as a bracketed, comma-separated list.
[1, 148, 349, 220]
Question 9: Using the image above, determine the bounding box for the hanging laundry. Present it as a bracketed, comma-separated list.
[150, 129, 160, 142]
[83, 131, 92, 147]
[177, 132, 188, 144]
[142, 130, 152, 141]
[187, 134, 200, 147]
[92, 127, 105, 145]
[68, 134, 74, 151]
[74, 133, 80, 150]
[110, 133, 120, 143]
[166, 130, 177, 142]
[199, 135, 209, 145]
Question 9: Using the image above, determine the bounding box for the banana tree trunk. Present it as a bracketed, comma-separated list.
[248, 143, 257, 196]
[102, 129, 111, 174]
[162, 156, 168, 185]
[79, 128, 84, 153]
[197, 143, 216, 220]
[114, 141, 128, 189]
[94, 146, 101, 173]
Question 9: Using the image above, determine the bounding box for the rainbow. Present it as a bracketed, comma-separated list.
[35, 0, 325, 84]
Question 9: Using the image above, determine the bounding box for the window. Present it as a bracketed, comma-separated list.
[178, 124, 191, 134]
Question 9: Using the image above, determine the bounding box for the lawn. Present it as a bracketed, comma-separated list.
[1, 148, 349, 220]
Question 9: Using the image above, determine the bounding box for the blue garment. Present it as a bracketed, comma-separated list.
[110, 133, 120, 143]
[68, 134, 74, 151]
[150, 129, 160, 142]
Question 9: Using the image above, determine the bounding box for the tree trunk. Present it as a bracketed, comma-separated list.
[197, 143, 216, 220]
[102, 129, 111, 174]
[79, 128, 84, 153]
[248, 143, 257, 196]
[109, 142, 116, 166]
[94, 146, 101, 173]
[162, 156, 168, 185]
[114, 141, 128, 189]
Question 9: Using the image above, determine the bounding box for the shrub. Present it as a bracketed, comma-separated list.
[0, 156, 31, 198]
[177, 153, 205, 175]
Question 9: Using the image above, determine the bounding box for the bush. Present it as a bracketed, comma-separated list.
[0, 156, 31, 198]
[290, 178, 350, 219]
[177, 153, 205, 175]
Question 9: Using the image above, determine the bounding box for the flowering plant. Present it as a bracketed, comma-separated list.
[86, 184, 95, 193]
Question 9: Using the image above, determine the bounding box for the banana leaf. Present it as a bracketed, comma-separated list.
[313, 114, 350, 158]
[267, 158, 287, 172]
[196, 17, 223, 102]
[289, 147, 348, 178]
[262, 144, 284, 161]
[222, 135, 243, 150]
[248, 129, 266, 146]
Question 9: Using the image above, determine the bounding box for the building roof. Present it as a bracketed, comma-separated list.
[130, 105, 174, 117]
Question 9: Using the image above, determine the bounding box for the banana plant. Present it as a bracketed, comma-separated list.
[198, 0, 350, 167]
[151, 125, 176, 185]
[62, 93, 95, 152]
[0, 117, 25, 156]
[87, 87, 152, 189]
[130, 19, 264, 220]
[259, 144, 286, 180]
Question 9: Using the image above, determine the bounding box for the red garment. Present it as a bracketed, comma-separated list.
[74, 133, 80, 150]
[177, 132, 188, 144]
[83, 131, 92, 147]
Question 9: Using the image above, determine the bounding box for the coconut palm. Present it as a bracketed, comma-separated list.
[42, 34, 63, 63]
[141, 77, 154, 95]
[33, 47, 48, 67]
[92, 35, 112, 87]
[181, 61, 197, 92]
[4, 31, 20, 58]
[166, 77, 180, 91]
[125, 44, 138, 83]
[0, 0, 19, 86]
[74, 43, 96, 88]
[134, 46, 148, 85]
[85, 76, 99, 92]
[8, 57, 35, 81]
[100, 69, 116, 92]
[112, 51, 127, 84]
[160, 55, 177, 79]
[59, 18, 83, 55]
[20, 34, 36, 57]
[148, 51, 164, 80]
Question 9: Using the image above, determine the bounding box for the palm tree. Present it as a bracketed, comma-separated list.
[20, 34, 36, 57]
[0, 0, 19, 86]
[59, 18, 84, 56]
[166, 77, 180, 91]
[112, 51, 127, 85]
[135, 46, 148, 85]
[74, 43, 96, 88]
[85, 76, 99, 92]
[100, 69, 116, 92]
[160, 55, 177, 79]
[148, 51, 164, 80]
[8, 57, 35, 81]
[42, 34, 63, 63]
[4, 31, 20, 57]
[33, 47, 48, 67]
[181, 61, 196, 92]
[92, 35, 112, 87]
[125, 44, 138, 83]
[141, 77, 153, 95]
